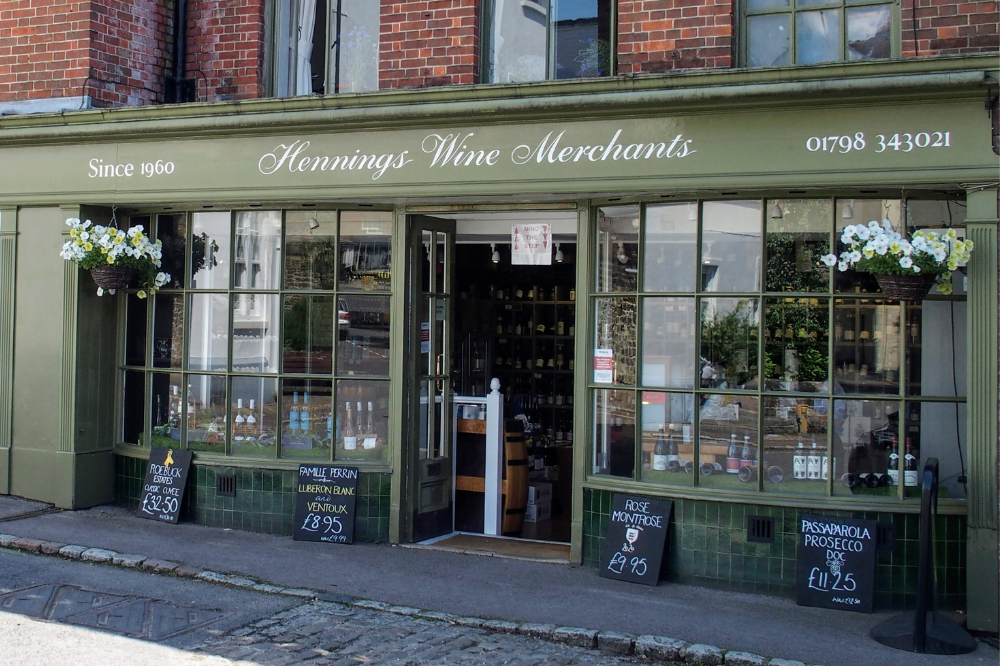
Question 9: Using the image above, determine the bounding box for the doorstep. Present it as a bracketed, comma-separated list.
[402, 532, 572, 564]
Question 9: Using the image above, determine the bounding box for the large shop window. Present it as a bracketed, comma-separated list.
[273, 0, 380, 96]
[744, 0, 893, 67]
[591, 199, 969, 501]
[121, 210, 393, 464]
[487, 0, 612, 83]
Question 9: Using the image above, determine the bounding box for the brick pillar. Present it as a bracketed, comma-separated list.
[379, 0, 480, 90]
[186, 0, 266, 102]
[901, 0, 999, 56]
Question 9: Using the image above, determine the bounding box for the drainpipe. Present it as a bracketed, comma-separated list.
[171, 0, 188, 103]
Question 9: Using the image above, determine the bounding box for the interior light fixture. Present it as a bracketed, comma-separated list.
[491, 242, 500, 264]
[554, 243, 564, 263]
[308, 217, 320, 230]
[769, 201, 784, 219]
[617, 242, 628, 264]
[687, 202, 698, 222]
[842, 200, 855, 219]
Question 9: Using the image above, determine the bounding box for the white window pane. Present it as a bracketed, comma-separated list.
[796, 9, 841, 65]
[191, 212, 230, 289]
[701, 201, 762, 292]
[339, 0, 380, 93]
[749, 15, 791, 68]
[235, 211, 281, 291]
[847, 5, 891, 60]
[490, 0, 549, 83]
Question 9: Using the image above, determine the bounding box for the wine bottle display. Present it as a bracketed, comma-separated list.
[726, 434, 739, 474]
[343, 401, 357, 450]
[793, 442, 807, 480]
[653, 428, 668, 471]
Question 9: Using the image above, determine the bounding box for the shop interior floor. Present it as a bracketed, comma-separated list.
[417, 533, 572, 562]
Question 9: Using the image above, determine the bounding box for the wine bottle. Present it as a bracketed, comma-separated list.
[887, 435, 900, 486]
[355, 402, 364, 444]
[740, 434, 752, 470]
[246, 399, 258, 439]
[653, 428, 668, 471]
[667, 424, 680, 471]
[290, 391, 300, 431]
[726, 434, 740, 474]
[793, 442, 807, 480]
[234, 398, 246, 441]
[343, 401, 357, 450]
[807, 442, 821, 480]
[301, 392, 310, 431]
[903, 439, 918, 487]
[364, 401, 377, 449]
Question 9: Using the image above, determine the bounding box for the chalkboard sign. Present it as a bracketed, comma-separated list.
[796, 514, 877, 613]
[599, 494, 673, 586]
[137, 447, 193, 524]
[292, 465, 359, 544]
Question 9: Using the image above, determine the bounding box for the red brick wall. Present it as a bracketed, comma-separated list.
[902, 0, 999, 56]
[617, 0, 733, 74]
[186, 0, 266, 102]
[379, 0, 479, 89]
[0, 0, 171, 107]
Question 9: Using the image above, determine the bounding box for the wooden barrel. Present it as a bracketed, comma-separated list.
[502, 420, 529, 536]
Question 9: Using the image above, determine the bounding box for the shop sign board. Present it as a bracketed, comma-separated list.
[511, 223, 552, 265]
[796, 514, 877, 613]
[594, 349, 614, 383]
[137, 447, 193, 524]
[292, 465, 359, 544]
[599, 493, 673, 586]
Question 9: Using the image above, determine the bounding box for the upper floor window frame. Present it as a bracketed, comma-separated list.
[482, 0, 616, 84]
[740, 0, 900, 69]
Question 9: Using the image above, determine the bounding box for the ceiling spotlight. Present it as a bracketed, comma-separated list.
[842, 200, 855, 219]
[769, 202, 784, 219]
[308, 217, 320, 230]
[554, 242, 564, 263]
[687, 202, 698, 222]
[491, 242, 500, 264]
[617, 242, 628, 264]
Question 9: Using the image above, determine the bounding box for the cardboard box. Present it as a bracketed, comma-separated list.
[525, 501, 552, 523]
[528, 482, 553, 505]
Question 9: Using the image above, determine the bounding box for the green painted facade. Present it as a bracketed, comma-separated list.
[0, 55, 996, 629]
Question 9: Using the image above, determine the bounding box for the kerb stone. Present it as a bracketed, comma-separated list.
[11, 537, 43, 553]
[80, 548, 117, 563]
[58, 545, 88, 560]
[482, 619, 519, 633]
[769, 660, 807, 666]
[635, 635, 687, 661]
[597, 630, 635, 655]
[726, 651, 767, 666]
[0, 534, 17, 548]
[551, 626, 598, 649]
[39, 541, 67, 555]
[684, 643, 725, 666]
[517, 623, 557, 640]
[141, 559, 179, 573]
[111, 553, 147, 568]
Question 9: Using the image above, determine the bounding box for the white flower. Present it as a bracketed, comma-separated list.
[863, 248, 875, 259]
[838, 261, 849, 272]
[899, 256, 913, 269]
[820, 254, 838, 267]
[66, 218, 80, 227]
[868, 220, 882, 232]
[882, 219, 893, 232]
[96, 287, 105, 296]
[856, 226, 871, 241]
[912, 265, 921, 273]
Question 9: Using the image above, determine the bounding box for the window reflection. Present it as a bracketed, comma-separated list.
[231, 293, 280, 374]
[190, 212, 229, 289]
[187, 294, 229, 371]
[596, 206, 639, 293]
[150, 373, 183, 448]
[643, 203, 697, 292]
[284, 211, 337, 290]
[339, 211, 392, 292]
[847, 5, 891, 60]
[594, 297, 637, 386]
[832, 398, 897, 496]
[764, 199, 830, 292]
[336, 294, 391, 376]
[701, 201, 761, 292]
[152, 294, 184, 369]
[640, 391, 694, 485]
[698, 393, 759, 487]
[234, 211, 281, 291]
[832, 299, 899, 395]
[641, 298, 695, 388]
[335, 380, 389, 461]
[906, 401, 967, 499]
[185, 374, 227, 453]
[700, 298, 760, 389]
[763, 297, 829, 392]
[281, 378, 333, 460]
[762, 396, 827, 494]
[231, 376, 278, 458]
[282, 295, 334, 375]
[593, 389, 635, 478]
[155, 213, 187, 289]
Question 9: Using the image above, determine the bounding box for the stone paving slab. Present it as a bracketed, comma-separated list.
[0, 496, 51, 521]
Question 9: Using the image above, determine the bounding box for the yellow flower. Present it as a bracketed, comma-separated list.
[101, 247, 108, 254]
[75, 238, 83, 246]
[83, 242, 93, 251]
[137, 290, 147, 299]
[107, 256, 115, 264]
[70, 228, 79, 238]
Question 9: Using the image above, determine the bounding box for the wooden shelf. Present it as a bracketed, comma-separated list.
[457, 418, 487, 435]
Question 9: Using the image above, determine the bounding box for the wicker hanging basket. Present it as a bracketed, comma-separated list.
[90, 266, 136, 290]
[874, 273, 936, 302]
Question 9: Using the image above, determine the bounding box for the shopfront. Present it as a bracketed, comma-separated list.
[0, 58, 996, 624]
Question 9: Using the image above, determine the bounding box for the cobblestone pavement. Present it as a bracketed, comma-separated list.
[191, 601, 638, 666]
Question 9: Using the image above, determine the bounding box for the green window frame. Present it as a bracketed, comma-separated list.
[741, 0, 899, 68]
[118, 208, 394, 468]
[588, 197, 969, 504]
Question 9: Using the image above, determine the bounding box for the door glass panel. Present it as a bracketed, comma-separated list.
[190, 212, 230, 289]
[797, 9, 841, 65]
[436, 231, 448, 293]
[417, 379, 431, 461]
[421, 231, 433, 293]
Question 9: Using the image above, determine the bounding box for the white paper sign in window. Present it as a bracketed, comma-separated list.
[511, 223, 552, 265]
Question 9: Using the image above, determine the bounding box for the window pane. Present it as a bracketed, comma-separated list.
[152, 293, 184, 369]
[124, 293, 148, 367]
[191, 212, 230, 289]
[749, 15, 790, 68]
[232, 293, 280, 373]
[596, 206, 639, 293]
[835, 199, 902, 293]
[231, 376, 278, 458]
[592, 388, 635, 477]
[337, 294, 391, 376]
[187, 293, 229, 371]
[284, 211, 337, 290]
[833, 298, 900, 395]
[906, 401, 966, 499]
[905, 301, 966, 397]
[185, 374, 227, 453]
[763, 297, 829, 392]
[749, 0, 789, 9]
[640, 391, 694, 485]
[234, 211, 281, 291]
[282, 294, 334, 375]
[847, 5, 891, 60]
[762, 396, 828, 494]
[701, 201, 761, 292]
[553, 0, 611, 78]
[765, 199, 831, 292]
[335, 380, 389, 461]
[339, 0, 380, 93]
[489, 0, 548, 83]
[698, 394, 759, 489]
[281, 378, 334, 460]
[339, 211, 392, 292]
[594, 297, 637, 386]
[641, 297, 696, 388]
[905, 200, 969, 296]
[150, 372, 183, 449]
[700, 298, 760, 390]
[643, 203, 697, 292]
[155, 213, 187, 289]
[796, 9, 841, 65]
[122, 370, 145, 445]
[832, 398, 898, 496]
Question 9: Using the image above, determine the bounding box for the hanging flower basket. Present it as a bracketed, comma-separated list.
[873, 273, 936, 302]
[60, 218, 170, 298]
[822, 220, 974, 303]
[90, 265, 136, 291]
